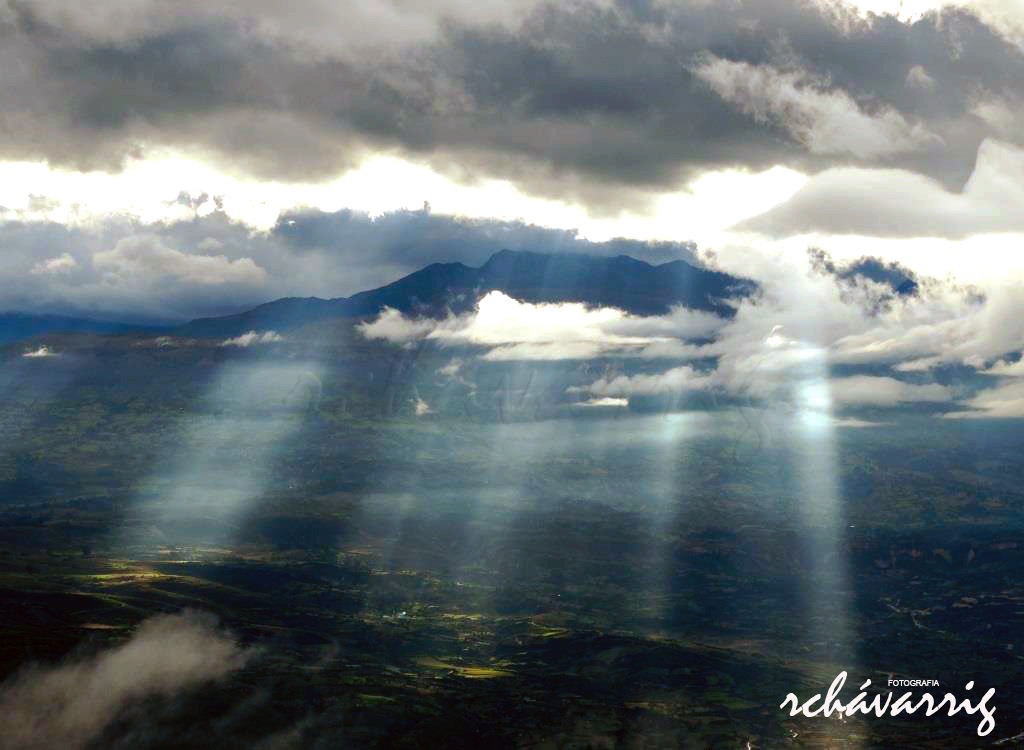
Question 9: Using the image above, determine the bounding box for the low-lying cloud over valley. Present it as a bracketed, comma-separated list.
[0, 611, 249, 750]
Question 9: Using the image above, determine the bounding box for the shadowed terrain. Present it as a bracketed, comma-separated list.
[1, 324, 1021, 749]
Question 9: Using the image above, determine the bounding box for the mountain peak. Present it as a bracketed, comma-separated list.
[176, 251, 755, 338]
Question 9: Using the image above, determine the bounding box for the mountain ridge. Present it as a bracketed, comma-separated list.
[1, 251, 756, 344]
[0, 312, 168, 346]
[177, 250, 756, 338]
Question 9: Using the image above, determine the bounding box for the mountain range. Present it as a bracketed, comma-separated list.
[0, 312, 165, 346]
[3, 250, 755, 344]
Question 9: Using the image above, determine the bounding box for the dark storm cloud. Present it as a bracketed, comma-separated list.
[0, 208, 698, 322]
[272, 206, 696, 267]
[3, 0, 1024, 208]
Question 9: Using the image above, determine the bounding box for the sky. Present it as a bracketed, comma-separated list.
[4, 0, 1024, 416]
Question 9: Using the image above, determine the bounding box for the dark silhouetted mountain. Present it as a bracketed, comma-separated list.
[177, 250, 756, 338]
[0, 312, 165, 345]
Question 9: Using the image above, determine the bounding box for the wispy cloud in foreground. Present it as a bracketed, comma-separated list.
[0, 610, 249, 750]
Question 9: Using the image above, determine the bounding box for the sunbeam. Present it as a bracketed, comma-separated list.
[790, 346, 865, 744]
[116, 357, 326, 557]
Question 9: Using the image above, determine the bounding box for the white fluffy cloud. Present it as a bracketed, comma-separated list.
[358, 266, 1009, 415]
[94, 235, 267, 286]
[31, 252, 78, 274]
[576, 348, 953, 410]
[583, 365, 712, 397]
[221, 330, 285, 347]
[6, 233, 276, 321]
[905, 64, 936, 90]
[828, 375, 952, 405]
[358, 308, 440, 345]
[700, 238, 1024, 376]
[577, 396, 629, 407]
[982, 357, 1024, 376]
[358, 291, 723, 360]
[737, 139, 1024, 238]
[829, 281, 1024, 369]
[557, 246, 1015, 414]
[946, 379, 1024, 418]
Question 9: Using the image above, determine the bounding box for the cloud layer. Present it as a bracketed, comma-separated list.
[359, 246, 1024, 419]
[692, 56, 942, 159]
[3, 0, 1024, 207]
[4, 0, 1024, 422]
[0, 208, 699, 322]
[359, 290, 721, 360]
[738, 139, 1024, 238]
